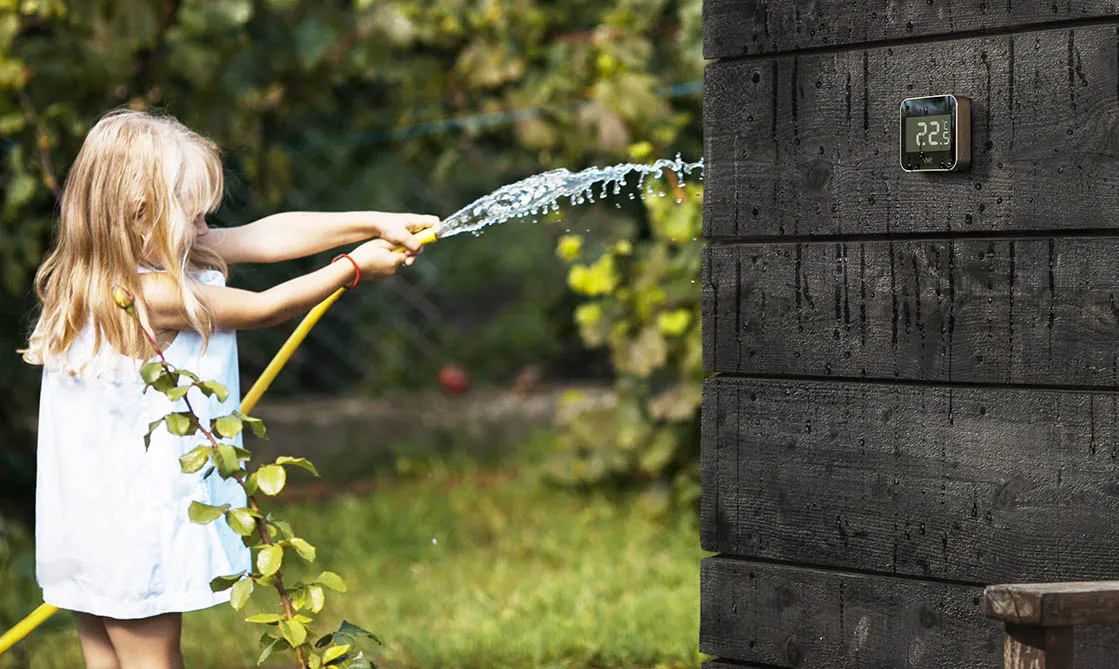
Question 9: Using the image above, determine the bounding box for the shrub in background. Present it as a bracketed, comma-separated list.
[547, 163, 703, 512]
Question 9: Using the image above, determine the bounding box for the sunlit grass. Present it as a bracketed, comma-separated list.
[5, 462, 703, 668]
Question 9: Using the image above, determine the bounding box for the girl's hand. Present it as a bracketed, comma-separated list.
[375, 213, 441, 253]
[349, 239, 413, 281]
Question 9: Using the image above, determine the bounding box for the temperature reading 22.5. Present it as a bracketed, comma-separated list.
[906, 114, 952, 152]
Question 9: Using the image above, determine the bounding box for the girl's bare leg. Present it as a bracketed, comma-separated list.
[73, 612, 120, 669]
[102, 613, 184, 669]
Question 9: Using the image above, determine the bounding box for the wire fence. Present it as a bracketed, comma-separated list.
[221, 79, 703, 397]
[4, 79, 703, 398]
[221, 131, 455, 397]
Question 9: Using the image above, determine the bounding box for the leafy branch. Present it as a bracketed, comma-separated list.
[112, 287, 381, 669]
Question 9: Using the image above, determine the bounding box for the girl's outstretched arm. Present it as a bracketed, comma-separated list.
[140, 240, 410, 331]
[205, 211, 439, 264]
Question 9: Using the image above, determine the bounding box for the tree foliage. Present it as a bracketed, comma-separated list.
[546, 162, 703, 510]
[0, 0, 703, 515]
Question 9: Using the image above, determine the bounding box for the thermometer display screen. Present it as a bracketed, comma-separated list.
[905, 114, 952, 152]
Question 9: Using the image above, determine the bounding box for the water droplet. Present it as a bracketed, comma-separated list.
[432, 538, 438, 545]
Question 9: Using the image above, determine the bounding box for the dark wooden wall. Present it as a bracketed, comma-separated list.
[700, 3, 1119, 667]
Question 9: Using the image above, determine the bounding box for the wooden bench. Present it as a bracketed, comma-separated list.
[984, 582, 1119, 668]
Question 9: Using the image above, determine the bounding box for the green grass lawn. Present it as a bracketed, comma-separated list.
[3, 461, 704, 668]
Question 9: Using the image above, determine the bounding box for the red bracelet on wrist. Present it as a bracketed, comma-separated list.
[332, 253, 360, 289]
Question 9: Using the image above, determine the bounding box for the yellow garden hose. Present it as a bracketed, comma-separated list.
[0, 228, 438, 655]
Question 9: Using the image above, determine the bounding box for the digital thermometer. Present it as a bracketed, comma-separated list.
[899, 94, 971, 172]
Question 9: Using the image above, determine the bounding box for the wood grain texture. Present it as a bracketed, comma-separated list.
[701, 557, 1119, 667]
[986, 582, 1119, 626]
[703, 240, 1119, 386]
[700, 556, 998, 667]
[703, 26, 1119, 238]
[1002, 625, 1074, 669]
[700, 377, 1119, 583]
[702, 0, 1119, 59]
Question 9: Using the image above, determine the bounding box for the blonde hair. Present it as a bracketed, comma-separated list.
[21, 109, 227, 367]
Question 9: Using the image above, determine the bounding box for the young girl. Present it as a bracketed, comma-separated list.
[21, 109, 438, 669]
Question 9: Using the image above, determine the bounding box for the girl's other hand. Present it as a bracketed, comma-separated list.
[375, 213, 441, 253]
[349, 239, 412, 281]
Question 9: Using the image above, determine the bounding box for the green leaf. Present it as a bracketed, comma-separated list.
[317, 572, 347, 593]
[245, 613, 285, 624]
[307, 584, 325, 614]
[257, 545, 282, 577]
[209, 573, 242, 592]
[279, 619, 307, 647]
[314, 633, 334, 649]
[201, 466, 215, 480]
[214, 414, 243, 439]
[256, 637, 282, 665]
[271, 519, 294, 539]
[337, 620, 380, 645]
[189, 501, 230, 524]
[226, 507, 257, 536]
[344, 653, 375, 669]
[166, 385, 191, 402]
[140, 362, 164, 385]
[290, 537, 316, 562]
[290, 587, 307, 612]
[215, 444, 241, 478]
[255, 465, 286, 496]
[178, 369, 200, 383]
[322, 644, 351, 665]
[199, 380, 230, 402]
[275, 456, 319, 477]
[230, 577, 253, 610]
[151, 371, 177, 394]
[233, 446, 253, 462]
[144, 418, 164, 449]
[244, 472, 259, 496]
[164, 412, 197, 436]
[237, 412, 268, 439]
[308, 651, 323, 669]
[179, 446, 210, 474]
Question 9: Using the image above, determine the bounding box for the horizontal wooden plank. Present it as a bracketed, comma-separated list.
[700, 377, 1119, 583]
[986, 582, 1119, 627]
[703, 239, 1119, 385]
[701, 557, 1119, 667]
[700, 556, 997, 667]
[703, 25, 1119, 238]
[702, 0, 1119, 59]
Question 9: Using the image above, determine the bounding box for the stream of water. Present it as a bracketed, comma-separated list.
[437, 155, 704, 238]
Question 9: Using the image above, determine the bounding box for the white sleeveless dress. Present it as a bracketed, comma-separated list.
[35, 269, 251, 619]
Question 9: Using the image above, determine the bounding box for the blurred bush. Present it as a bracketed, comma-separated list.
[545, 163, 703, 511]
[0, 0, 703, 518]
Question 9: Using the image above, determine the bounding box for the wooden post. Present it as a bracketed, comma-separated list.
[1002, 624, 1073, 669]
[983, 582, 1119, 669]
